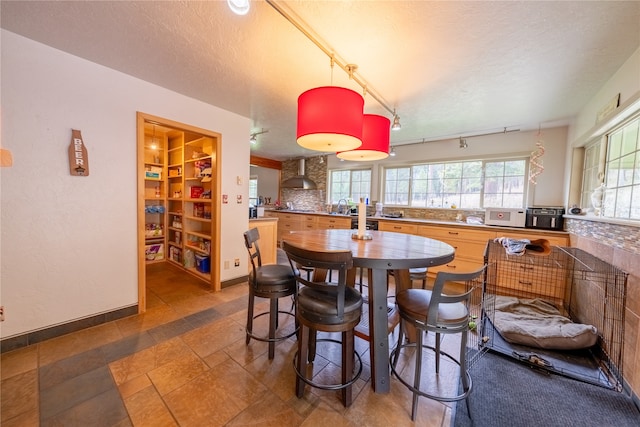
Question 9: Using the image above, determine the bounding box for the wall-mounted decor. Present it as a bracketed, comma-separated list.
[0, 148, 13, 167]
[68, 129, 89, 176]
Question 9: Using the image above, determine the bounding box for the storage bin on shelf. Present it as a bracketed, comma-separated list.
[195, 254, 210, 273]
[145, 243, 164, 261]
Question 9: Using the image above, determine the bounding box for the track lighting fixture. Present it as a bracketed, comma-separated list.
[249, 129, 269, 145]
[459, 137, 468, 149]
[391, 111, 401, 131]
[389, 146, 396, 157]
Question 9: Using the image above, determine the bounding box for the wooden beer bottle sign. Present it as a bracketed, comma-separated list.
[69, 129, 89, 176]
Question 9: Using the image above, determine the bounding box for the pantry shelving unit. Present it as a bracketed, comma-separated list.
[137, 112, 222, 310]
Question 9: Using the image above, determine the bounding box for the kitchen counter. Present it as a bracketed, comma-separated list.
[263, 209, 569, 235]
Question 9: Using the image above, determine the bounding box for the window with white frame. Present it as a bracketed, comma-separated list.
[329, 169, 372, 203]
[383, 158, 527, 209]
[249, 177, 258, 206]
[602, 116, 640, 219]
[580, 140, 603, 211]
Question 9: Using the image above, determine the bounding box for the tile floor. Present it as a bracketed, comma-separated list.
[1, 263, 458, 426]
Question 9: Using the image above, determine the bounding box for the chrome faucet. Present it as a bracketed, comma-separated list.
[336, 199, 348, 214]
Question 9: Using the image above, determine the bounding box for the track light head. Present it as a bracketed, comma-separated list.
[389, 146, 396, 157]
[391, 114, 401, 131]
[459, 137, 468, 149]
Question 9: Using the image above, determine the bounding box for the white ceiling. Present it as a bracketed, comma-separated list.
[2, 1, 639, 160]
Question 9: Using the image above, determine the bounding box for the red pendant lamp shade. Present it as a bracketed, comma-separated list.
[297, 86, 364, 152]
[337, 114, 390, 161]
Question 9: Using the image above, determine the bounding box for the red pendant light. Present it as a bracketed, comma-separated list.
[337, 114, 390, 161]
[297, 86, 364, 152]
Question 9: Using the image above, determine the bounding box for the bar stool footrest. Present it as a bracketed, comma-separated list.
[293, 338, 363, 391]
[389, 342, 472, 403]
[246, 310, 298, 343]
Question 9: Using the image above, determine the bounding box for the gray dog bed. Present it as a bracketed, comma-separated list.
[490, 296, 598, 350]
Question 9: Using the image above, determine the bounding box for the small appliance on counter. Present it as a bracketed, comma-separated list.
[249, 206, 257, 219]
[525, 207, 565, 230]
[484, 207, 526, 227]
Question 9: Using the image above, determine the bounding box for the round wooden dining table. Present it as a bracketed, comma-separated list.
[282, 228, 455, 393]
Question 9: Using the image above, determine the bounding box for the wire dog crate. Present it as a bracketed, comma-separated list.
[479, 240, 627, 391]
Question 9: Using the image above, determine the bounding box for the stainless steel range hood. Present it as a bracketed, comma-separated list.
[281, 158, 317, 189]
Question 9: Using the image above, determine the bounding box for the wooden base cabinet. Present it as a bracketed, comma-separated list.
[418, 225, 494, 275]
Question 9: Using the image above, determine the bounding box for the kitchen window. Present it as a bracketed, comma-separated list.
[382, 158, 528, 209]
[602, 115, 640, 219]
[329, 169, 371, 204]
[249, 177, 258, 206]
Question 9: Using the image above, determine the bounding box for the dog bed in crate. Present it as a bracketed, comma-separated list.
[491, 295, 598, 350]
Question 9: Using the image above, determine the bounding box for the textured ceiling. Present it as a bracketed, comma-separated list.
[2, 1, 639, 160]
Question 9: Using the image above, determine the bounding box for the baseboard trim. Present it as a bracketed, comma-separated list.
[222, 275, 248, 288]
[0, 305, 138, 354]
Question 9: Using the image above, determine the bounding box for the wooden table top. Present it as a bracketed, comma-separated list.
[282, 228, 455, 270]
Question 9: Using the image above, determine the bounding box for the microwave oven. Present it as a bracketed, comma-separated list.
[484, 208, 526, 227]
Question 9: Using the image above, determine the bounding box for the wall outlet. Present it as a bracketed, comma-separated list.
[0, 306, 4, 322]
[234, 258, 240, 267]
[224, 260, 230, 270]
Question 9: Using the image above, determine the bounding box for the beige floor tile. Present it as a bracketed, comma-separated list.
[124, 384, 178, 427]
[147, 349, 209, 396]
[226, 392, 303, 426]
[1, 345, 38, 380]
[1, 369, 39, 423]
[115, 304, 182, 337]
[163, 358, 269, 426]
[109, 337, 194, 386]
[180, 317, 245, 359]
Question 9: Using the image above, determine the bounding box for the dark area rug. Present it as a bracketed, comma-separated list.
[453, 351, 640, 427]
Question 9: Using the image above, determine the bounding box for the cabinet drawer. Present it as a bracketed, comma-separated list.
[378, 222, 418, 234]
[278, 213, 302, 223]
[429, 257, 484, 275]
[496, 263, 567, 299]
[419, 225, 495, 243]
[442, 239, 488, 261]
[317, 216, 351, 229]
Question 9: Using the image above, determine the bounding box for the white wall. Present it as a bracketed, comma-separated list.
[0, 30, 250, 338]
[568, 46, 640, 145]
[327, 127, 569, 208]
[564, 46, 640, 207]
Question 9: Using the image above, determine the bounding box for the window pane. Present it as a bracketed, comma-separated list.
[329, 169, 371, 204]
[385, 167, 410, 205]
[601, 116, 640, 220]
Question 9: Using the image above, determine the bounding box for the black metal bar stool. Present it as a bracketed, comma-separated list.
[389, 266, 486, 421]
[244, 228, 298, 360]
[283, 241, 364, 407]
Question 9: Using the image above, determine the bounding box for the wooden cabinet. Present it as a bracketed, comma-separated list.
[418, 225, 495, 275]
[249, 218, 278, 266]
[138, 113, 221, 290]
[485, 239, 569, 307]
